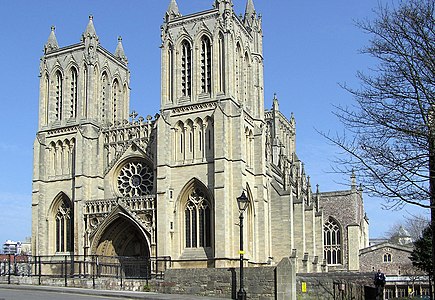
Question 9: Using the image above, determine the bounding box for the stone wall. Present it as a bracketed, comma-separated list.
[0, 264, 376, 300]
[296, 272, 373, 300]
[152, 266, 275, 299]
[0, 275, 149, 292]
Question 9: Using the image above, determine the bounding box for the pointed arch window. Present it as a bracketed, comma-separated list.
[200, 36, 211, 94]
[185, 188, 211, 248]
[69, 68, 78, 119]
[181, 41, 192, 97]
[44, 74, 50, 125]
[113, 79, 119, 124]
[55, 71, 63, 121]
[167, 43, 174, 103]
[55, 199, 72, 252]
[324, 217, 342, 265]
[235, 44, 242, 101]
[101, 72, 108, 122]
[218, 33, 225, 92]
[243, 53, 249, 106]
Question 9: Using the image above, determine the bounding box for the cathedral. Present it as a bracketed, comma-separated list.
[31, 0, 369, 274]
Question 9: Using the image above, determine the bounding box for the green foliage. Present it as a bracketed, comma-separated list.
[410, 225, 433, 276]
[143, 284, 151, 292]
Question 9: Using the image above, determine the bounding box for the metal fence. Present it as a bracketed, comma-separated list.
[0, 254, 171, 287]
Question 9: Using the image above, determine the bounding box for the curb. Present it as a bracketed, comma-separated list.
[0, 283, 232, 300]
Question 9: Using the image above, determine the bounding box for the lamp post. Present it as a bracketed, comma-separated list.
[237, 191, 249, 300]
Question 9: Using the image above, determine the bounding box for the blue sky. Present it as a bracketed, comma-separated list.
[0, 0, 427, 245]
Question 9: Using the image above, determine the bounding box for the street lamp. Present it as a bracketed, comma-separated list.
[237, 191, 249, 300]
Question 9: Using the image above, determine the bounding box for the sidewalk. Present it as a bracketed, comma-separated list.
[0, 284, 232, 300]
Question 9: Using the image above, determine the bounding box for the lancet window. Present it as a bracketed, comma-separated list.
[167, 43, 174, 103]
[113, 79, 119, 124]
[218, 33, 225, 93]
[55, 71, 63, 121]
[200, 36, 211, 94]
[181, 41, 192, 97]
[235, 44, 242, 101]
[69, 68, 78, 119]
[245, 128, 254, 168]
[100, 72, 108, 122]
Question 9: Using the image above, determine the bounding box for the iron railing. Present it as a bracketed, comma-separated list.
[0, 254, 171, 287]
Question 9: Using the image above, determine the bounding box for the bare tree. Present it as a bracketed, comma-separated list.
[321, 0, 435, 291]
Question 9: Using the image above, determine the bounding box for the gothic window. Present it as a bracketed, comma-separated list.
[218, 33, 225, 93]
[194, 118, 204, 160]
[55, 71, 63, 121]
[101, 72, 108, 122]
[205, 118, 214, 159]
[383, 253, 392, 262]
[113, 79, 119, 123]
[117, 159, 154, 197]
[181, 41, 192, 97]
[324, 217, 342, 265]
[69, 68, 78, 118]
[83, 67, 88, 118]
[44, 74, 49, 125]
[200, 36, 211, 94]
[185, 188, 211, 248]
[243, 53, 249, 106]
[55, 199, 72, 252]
[167, 44, 173, 103]
[235, 44, 242, 101]
[245, 128, 254, 168]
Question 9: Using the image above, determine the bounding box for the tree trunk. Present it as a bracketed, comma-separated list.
[429, 133, 435, 300]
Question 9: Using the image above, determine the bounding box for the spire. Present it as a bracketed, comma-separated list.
[165, 0, 181, 22]
[272, 93, 279, 111]
[44, 26, 59, 54]
[351, 169, 357, 190]
[214, 0, 233, 14]
[244, 0, 256, 21]
[82, 15, 99, 43]
[244, 0, 258, 30]
[82, 16, 99, 63]
[115, 36, 128, 64]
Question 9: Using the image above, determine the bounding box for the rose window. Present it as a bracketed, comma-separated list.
[117, 160, 154, 197]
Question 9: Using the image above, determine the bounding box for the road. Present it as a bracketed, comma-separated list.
[0, 288, 114, 300]
[0, 285, 231, 300]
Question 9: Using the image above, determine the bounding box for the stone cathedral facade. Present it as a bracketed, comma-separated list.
[32, 0, 369, 273]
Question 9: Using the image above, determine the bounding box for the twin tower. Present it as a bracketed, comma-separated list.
[32, 0, 368, 273]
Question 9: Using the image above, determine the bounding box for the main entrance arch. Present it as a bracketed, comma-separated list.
[90, 211, 152, 278]
[94, 216, 150, 257]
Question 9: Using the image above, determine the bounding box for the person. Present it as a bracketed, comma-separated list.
[374, 270, 386, 300]
[374, 269, 386, 287]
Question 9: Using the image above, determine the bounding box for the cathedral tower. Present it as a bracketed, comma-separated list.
[156, 0, 270, 267]
[32, 17, 130, 255]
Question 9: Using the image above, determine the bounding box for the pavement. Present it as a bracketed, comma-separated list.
[0, 284, 233, 300]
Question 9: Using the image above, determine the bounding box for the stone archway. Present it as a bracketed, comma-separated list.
[93, 215, 151, 278]
[95, 216, 150, 257]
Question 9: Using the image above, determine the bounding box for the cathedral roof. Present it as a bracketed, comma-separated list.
[44, 26, 59, 54]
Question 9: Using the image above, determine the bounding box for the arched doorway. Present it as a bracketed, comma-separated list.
[93, 214, 151, 278]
